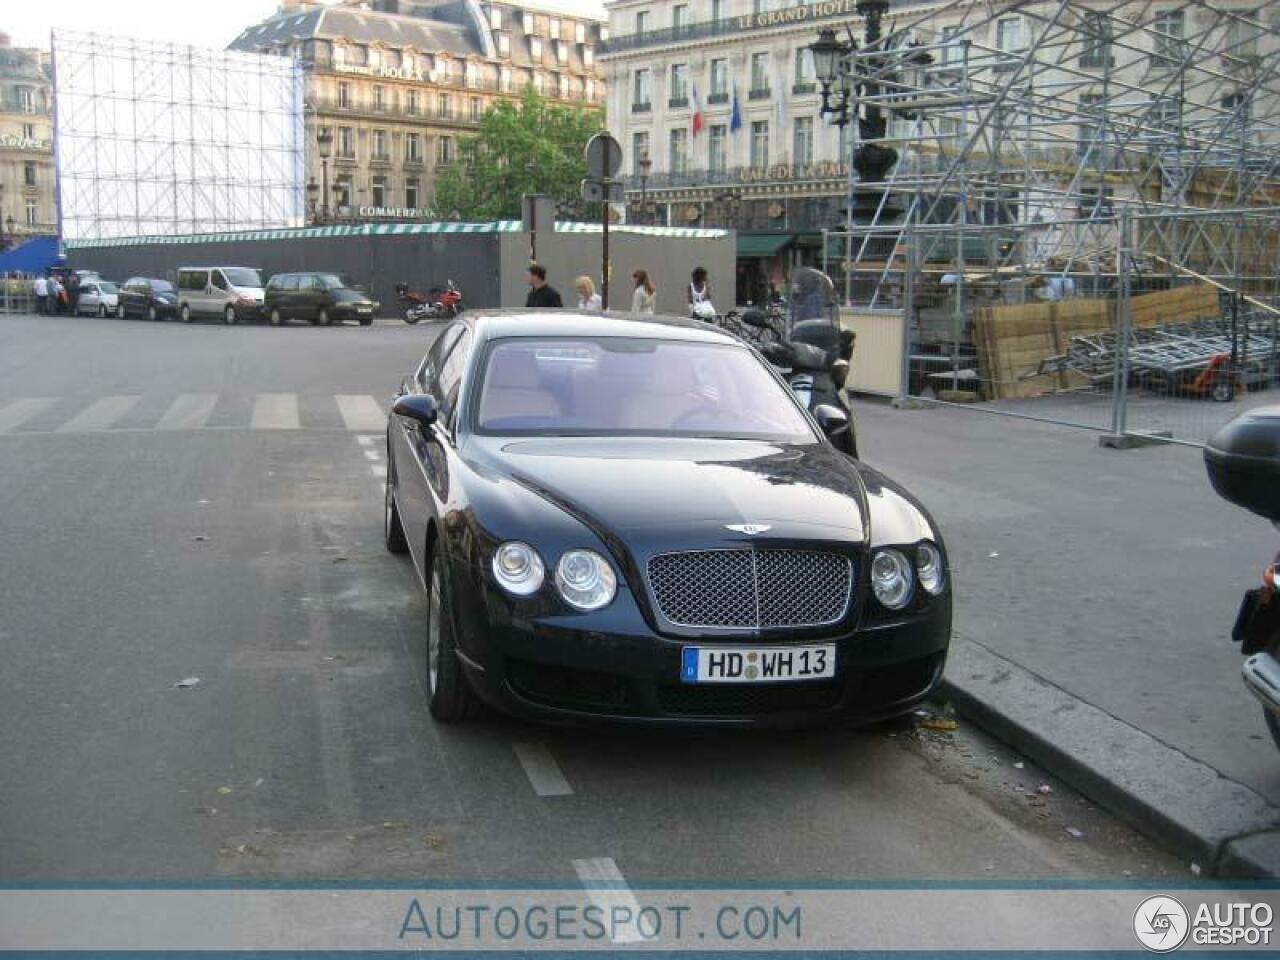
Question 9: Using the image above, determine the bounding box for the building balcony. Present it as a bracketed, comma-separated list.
[631, 101, 652, 114]
[707, 92, 729, 105]
[748, 87, 771, 100]
[668, 96, 689, 109]
[310, 97, 482, 128]
[792, 82, 817, 95]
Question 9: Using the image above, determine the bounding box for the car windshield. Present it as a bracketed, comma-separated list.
[475, 337, 815, 442]
[223, 268, 262, 288]
[99, 282, 118, 294]
[150, 280, 174, 292]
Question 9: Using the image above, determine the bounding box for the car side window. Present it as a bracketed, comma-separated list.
[211, 271, 229, 291]
[417, 324, 464, 392]
[282, 276, 300, 292]
[434, 330, 472, 426]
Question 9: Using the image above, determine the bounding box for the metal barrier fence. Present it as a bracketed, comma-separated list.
[0, 273, 38, 315]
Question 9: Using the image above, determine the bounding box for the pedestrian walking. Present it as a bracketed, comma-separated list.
[47, 276, 62, 315]
[574, 276, 602, 311]
[525, 263, 563, 308]
[33, 273, 47, 314]
[688, 266, 715, 320]
[66, 272, 81, 316]
[630, 269, 656, 314]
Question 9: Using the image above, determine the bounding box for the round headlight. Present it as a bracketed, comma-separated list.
[555, 549, 617, 611]
[492, 541, 545, 596]
[871, 549, 914, 610]
[917, 542, 945, 596]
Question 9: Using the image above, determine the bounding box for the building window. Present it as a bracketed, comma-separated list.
[750, 52, 770, 97]
[523, 11, 535, 33]
[636, 10, 649, 36]
[373, 129, 388, 159]
[549, 17, 561, 38]
[333, 43, 346, 65]
[373, 85, 385, 110]
[338, 126, 354, 157]
[793, 117, 813, 165]
[576, 22, 586, 44]
[712, 0, 726, 22]
[632, 131, 649, 174]
[941, 25, 963, 66]
[632, 68, 652, 111]
[23, 162, 36, 187]
[586, 77, 595, 100]
[673, 4, 689, 31]
[669, 128, 688, 176]
[372, 175, 386, 207]
[530, 36, 543, 59]
[466, 61, 479, 87]
[368, 47, 382, 69]
[669, 63, 688, 106]
[19, 88, 35, 113]
[583, 45, 594, 66]
[335, 174, 352, 207]
[497, 32, 510, 56]
[710, 58, 728, 100]
[470, 96, 482, 120]
[1223, 9, 1261, 60]
[1153, 10, 1185, 63]
[1079, 12, 1113, 67]
[407, 90, 419, 115]
[500, 66, 512, 91]
[794, 47, 816, 92]
[995, 17, 1023, 68]
[405, 177, 419, 209]
[406, 133, 421, 163]
[25, 198, 37, 227]
[1149, 95, 1182, 132]
[555, 40, 568, 64]
[21, 122, 34, 140]
[750, 120, 769, 167]
[1078, 92, 1104, 156]
[403, 51, 416, 73]
[439, 93, 452, 118]
[490, 7, 501, 29]
[438, 136, 454, 164]
[708, 124, 727, 173]
[338, 81, 351, 108]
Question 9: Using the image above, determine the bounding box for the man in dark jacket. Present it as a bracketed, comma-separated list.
[525, 264, 563, 308]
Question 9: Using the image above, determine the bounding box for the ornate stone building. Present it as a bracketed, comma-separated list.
[0, 32, 55, 245]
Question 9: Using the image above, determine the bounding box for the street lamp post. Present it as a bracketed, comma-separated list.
[330, 181, 345, 221]
[637, 150, 652, 225]
[306, 178, 320, 224]
[316, 127, 334, 222]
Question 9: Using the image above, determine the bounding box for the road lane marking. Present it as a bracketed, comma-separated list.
[251, 393, 300, 430]
[336, 395, 385, 431]
[0, 398, 58, 433]
[56, 395, 140, 433]
[572, 858, 652, 944]
[370, 464, 387, 479]
[355, 434, 376, 447]
[363, 448, 380, 461]
[513, 741, 574, 797]
[155, 393, 219, 431]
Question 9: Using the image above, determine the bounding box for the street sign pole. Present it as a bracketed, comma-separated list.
[602, 192, 610, 310]
[584, 132, 623, 312]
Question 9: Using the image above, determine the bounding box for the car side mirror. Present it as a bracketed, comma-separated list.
[392, 394, 438, 427]
[812, 403, 849, 440]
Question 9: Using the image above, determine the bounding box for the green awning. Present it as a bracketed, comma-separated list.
[737, 233, 794, 258]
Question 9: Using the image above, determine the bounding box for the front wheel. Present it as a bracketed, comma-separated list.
[97, 304, 106, 317]
[116, 303, 126, 319]
[1212, 376, 1235, 403]
[384, 466, 408, 555]
[148, 304, 159, 322]
[425, 550, 482, 722]
[319, 307, 333, 327]
[180, 304, 193, 323]
[403, 308, 421, 326]
[270, 307, 283, 327]
[223, 305, 237, 325]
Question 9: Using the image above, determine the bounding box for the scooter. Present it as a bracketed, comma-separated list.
[396, 281, 463, 325]
[1205, 406, 1280, 749]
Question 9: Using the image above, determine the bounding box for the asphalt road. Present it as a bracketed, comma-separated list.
[0, 311, 1181, 883]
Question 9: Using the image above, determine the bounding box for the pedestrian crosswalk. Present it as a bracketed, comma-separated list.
[0, 393, 392, 436]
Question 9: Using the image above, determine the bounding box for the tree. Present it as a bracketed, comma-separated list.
[433, 87, 603, 221]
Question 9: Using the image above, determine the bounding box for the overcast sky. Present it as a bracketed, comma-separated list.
[7, 0, 606, 50]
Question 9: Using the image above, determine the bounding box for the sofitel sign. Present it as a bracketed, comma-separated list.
[736, 0, 859, 30]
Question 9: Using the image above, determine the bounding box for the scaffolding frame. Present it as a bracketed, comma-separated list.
[826, 0, 1280, 325]
[52, 30, 306, 241]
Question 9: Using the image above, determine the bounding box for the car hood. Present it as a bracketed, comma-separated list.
[234, 286, 265, 301]
[470, 436, 867, 544]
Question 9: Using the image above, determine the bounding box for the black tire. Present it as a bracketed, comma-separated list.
[180, 303, 193, 323]
[97, 304, 106, 317]
[1212, 376, 1235, 403]
[270, 307, 284, 327]
[148, 304, 159, 322]
[403, 308, 421, 325]
[384, 463, 408, 555]
[424, 547, 482, 722]
[1265, 708, 1280, 752]
[223, 305, 237, 325]
[359, 315, 372, 327]
[116, 303, 126, 319]
[319, 307, 333, 326]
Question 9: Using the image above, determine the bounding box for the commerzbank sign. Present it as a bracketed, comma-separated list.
[736, 0, 859, 30]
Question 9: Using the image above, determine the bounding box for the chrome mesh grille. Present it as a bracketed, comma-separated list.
[647, 549, 853, 630]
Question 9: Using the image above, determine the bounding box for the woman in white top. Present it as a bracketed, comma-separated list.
[688, 266, 714, 319]
[574, 275, 602, 311]
[631, 269, 656, 314]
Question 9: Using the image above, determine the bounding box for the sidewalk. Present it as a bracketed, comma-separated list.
[852, 398, 1280, 875]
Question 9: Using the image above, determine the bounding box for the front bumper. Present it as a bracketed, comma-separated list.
[334, 301, 379, 320]
[458, 591, 950, 727]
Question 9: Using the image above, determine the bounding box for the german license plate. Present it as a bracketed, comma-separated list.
[680, 645, 836, 684]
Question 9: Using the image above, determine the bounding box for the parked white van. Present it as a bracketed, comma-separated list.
[175, 267, 266, 324]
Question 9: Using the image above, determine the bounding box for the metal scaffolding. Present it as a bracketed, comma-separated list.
[826, 0, 1280, 302]
[51, 30, 306, 241]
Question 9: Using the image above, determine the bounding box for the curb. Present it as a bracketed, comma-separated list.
[940, 635, 1280, 877]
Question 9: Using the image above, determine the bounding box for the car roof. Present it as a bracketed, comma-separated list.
[463, 310, 743, 346]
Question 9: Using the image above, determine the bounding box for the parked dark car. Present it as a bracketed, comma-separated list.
[117, 277, 179, 321]
[384, 310, 951, 725]
[264, 272, 378, 326]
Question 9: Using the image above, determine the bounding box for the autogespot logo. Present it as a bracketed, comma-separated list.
[1133, 895, 1190, 953]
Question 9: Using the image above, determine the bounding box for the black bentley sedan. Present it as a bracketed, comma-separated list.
[385, 311, 950, 725]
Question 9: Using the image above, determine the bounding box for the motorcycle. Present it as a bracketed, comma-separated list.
[1205, 406, 1280, 749]
[740, 267, 858, 459]
[396, 280, 463, 325]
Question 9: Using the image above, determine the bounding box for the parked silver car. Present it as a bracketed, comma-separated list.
[75, 280, 120, 317]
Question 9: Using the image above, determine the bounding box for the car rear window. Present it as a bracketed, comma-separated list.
[475, 337, 815, 442]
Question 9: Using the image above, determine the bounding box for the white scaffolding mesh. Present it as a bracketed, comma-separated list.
[52, 31, 305, 241]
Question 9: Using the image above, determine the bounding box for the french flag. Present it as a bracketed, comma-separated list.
[692, 84, 704, 137]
